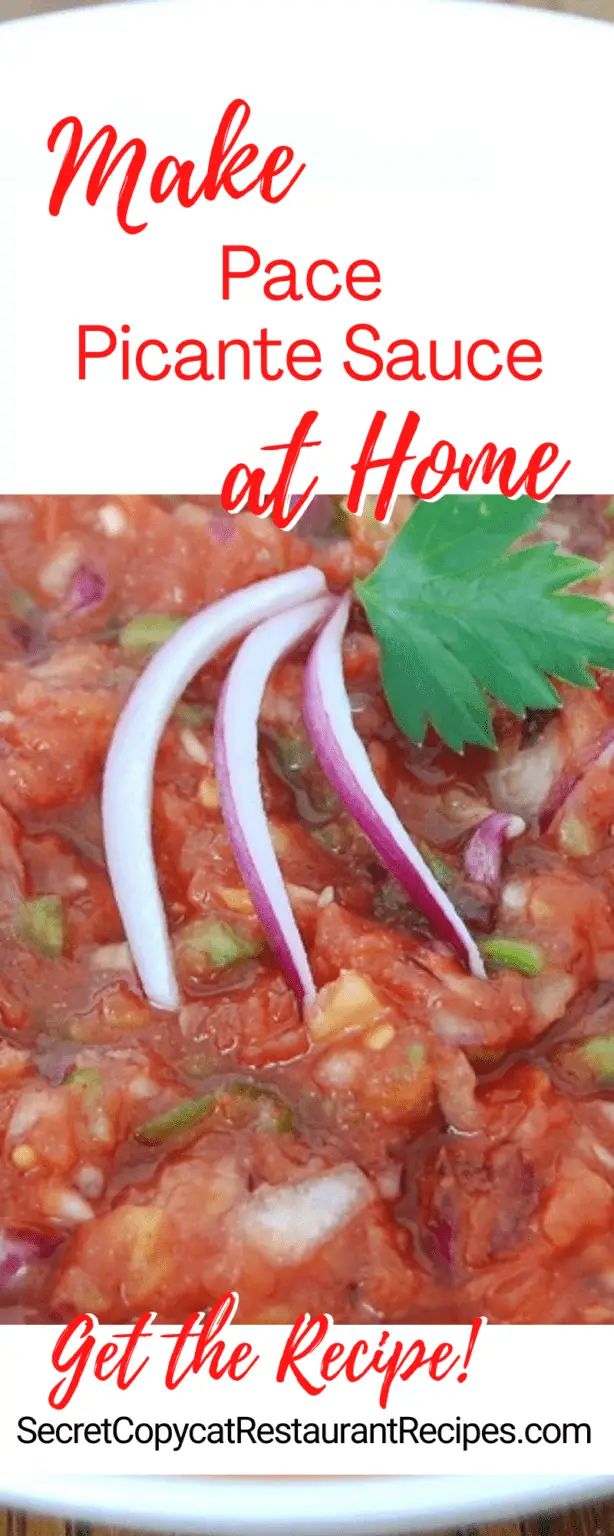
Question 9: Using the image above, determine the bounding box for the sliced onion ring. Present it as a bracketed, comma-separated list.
[464, 811, 526, 890]
[303, 594, 485, 979]
[214, 595, 335, 1007]
[103, 568, 327, 1010]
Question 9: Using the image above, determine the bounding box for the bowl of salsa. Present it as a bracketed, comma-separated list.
[0, 491, 612, 1333]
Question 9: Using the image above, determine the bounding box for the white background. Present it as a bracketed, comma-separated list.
[0, 0, 613, 494]
[1, 1322, 612, 1475]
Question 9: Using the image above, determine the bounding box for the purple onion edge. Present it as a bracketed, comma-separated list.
[303, 648, 479, 975]
[463, 813, 516, 889]
[213, 676, 313, 1008]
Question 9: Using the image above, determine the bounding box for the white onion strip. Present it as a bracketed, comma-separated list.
[303, 594, 485, 979]
[103, 568, 327, 1010]
[214, 595, 335, 1007]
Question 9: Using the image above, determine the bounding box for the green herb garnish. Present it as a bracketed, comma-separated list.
[68, 1067, 102, 1101]
[17, 895, 64, 958]
[135, 1080, 294, 1144]
[135, 1094, 215, 1145]
[480, 936, 544, 977]
[418, 844, 454, 887]
[579, 1034, 614, 1084]
[356, 495, 614, 752]
[177, 918, 264, 969]
[119, 614, 184, 651]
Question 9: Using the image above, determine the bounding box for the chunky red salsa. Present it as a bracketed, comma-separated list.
[0, 493, 613, 1324]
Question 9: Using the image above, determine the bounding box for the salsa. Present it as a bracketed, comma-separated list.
[0, 492, 613, 1324]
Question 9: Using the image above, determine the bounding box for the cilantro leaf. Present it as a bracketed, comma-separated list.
[355, 495, 614, 752]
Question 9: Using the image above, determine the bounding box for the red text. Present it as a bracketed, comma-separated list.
[48, 100, 305, 235]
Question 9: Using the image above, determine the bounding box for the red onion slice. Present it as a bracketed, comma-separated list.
[303, 595, 485, 978]
[103, 568, 327, 1010]
[0, 1227, 61, 1290]
[67, 564, 106, 613]
[37, 1042, 78, 1085]
[464, 812, 526, 890]
[540, 725, 614, 832]
[214, 595, 335, 1007]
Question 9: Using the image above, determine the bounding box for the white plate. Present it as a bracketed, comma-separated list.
[2, 1473, 614, 1534]
[2, 0, 613, 1528]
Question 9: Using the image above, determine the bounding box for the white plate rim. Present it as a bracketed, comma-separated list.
[3, 1473, 614, 1535]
